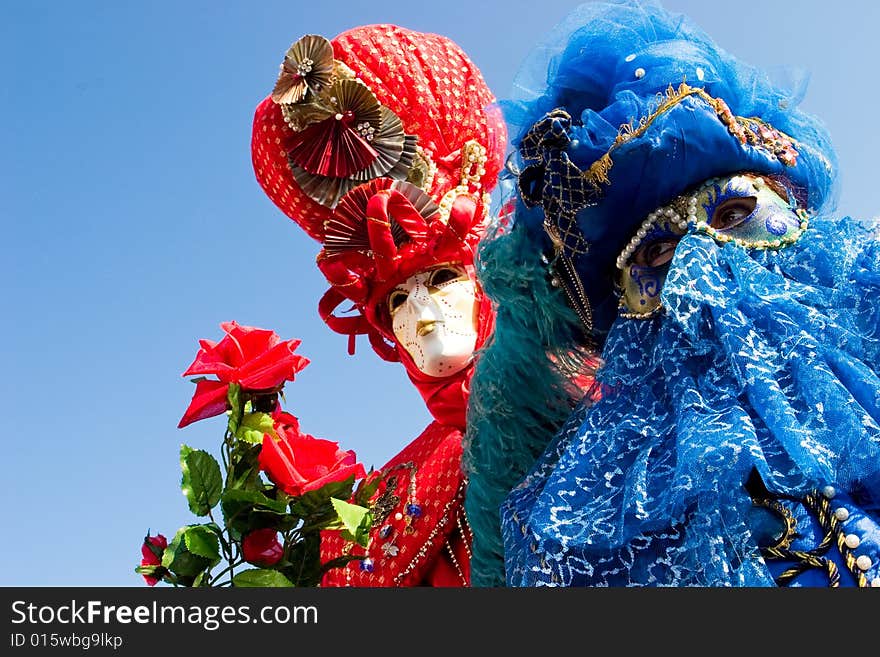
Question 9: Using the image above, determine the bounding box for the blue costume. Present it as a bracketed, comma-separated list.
[464, 0, 880, 586]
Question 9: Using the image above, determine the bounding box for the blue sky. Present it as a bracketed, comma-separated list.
[4, 0, 879, 586]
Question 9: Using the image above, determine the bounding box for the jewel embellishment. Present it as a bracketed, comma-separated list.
[357, 122, 376, 142]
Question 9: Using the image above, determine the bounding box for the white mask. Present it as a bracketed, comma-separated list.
[389, 264, 479, 377]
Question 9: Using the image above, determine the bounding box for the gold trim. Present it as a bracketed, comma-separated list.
[618, 297, 665, 320]
[755, 489, 869, 587]
[808, 491, 869, 587]
[366, 215, 391, 226]
[579, 82, 802, 193]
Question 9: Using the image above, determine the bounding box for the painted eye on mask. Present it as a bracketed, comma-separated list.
[710, 196, 757, 231]
[630, 237, 680, 268]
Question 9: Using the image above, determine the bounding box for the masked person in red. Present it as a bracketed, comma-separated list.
[250, 25, 506, 585]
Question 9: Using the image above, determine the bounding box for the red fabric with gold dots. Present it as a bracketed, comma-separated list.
[320, 421, 470, 587]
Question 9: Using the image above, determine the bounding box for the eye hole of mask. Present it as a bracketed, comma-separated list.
[429, 267, 462, 286]
[388, 290, 408, 313]
[630, 237, 680, 268]
[711, 196, 757, 230]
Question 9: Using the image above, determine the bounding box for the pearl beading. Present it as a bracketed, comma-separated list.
[694, 208, 809, 249]
[437, 139, 489, 226]
[617, 299, 665, 320]
[823, 486, 877, 585]
[813, 486, 874, 586]
[615, 195, 696, 269]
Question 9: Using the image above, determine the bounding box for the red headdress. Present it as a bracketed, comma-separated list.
[251, 25, 506, 428]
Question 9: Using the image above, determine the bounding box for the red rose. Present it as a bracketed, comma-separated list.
[178, 321, 310, 428]
[242, 528, 284, 567]
[259, 418, 366, 497]
[140, 533, 167, 586]
[270, 408, 303, 434]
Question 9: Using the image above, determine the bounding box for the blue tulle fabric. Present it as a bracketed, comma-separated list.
[502, 216, 880, 586]
[505, 0, 837, 205]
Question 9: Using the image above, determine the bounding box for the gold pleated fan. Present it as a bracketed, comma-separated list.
[271, 35, 335, 105]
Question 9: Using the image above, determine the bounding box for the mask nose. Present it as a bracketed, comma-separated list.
[407, 279, 442, 327]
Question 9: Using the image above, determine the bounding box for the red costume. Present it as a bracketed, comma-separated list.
[250, 24, 505, 585]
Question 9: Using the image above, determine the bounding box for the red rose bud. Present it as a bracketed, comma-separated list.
[271, 409, 301, 432]
[140, 533, 168, 586]
[242, 528, 284, 567]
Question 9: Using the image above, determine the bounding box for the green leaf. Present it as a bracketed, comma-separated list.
[222, 489, 288, 517]
[320, 554, 365, 575]
[161, 526, 220, 579]
[232, 568, 294, 588]
[221, 488, 296, 534]
[234, 412, 275, 445]
[183, 525, 221, 561]
[180, 445, 222, 516]
[330, 498, 372, 548]
[227, 441, 264, 492]
[291, 475, 357, 523]
[202, 521, 224, 535]
[227, 383, 242, 434]
[284, 531, 322, 586]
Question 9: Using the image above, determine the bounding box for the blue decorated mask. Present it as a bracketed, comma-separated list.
[617, 172, 807, 317]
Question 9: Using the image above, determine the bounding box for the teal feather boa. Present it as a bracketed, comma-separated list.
[463, 212, 598, 586]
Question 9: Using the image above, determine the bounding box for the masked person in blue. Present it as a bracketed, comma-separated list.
[464, 0, 880, 586]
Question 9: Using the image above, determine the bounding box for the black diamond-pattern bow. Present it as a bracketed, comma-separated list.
[515, 108, 600, 338]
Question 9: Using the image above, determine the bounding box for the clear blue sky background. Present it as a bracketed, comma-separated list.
[3, 0, 879, 586]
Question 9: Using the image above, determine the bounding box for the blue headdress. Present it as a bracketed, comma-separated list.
[507, 0, 837, 345]
[465, 0, 880, 586]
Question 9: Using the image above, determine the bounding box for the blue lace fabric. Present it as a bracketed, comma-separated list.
[501, 216, 880, 586]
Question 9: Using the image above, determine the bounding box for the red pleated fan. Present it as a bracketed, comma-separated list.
[323, 179, 439, 256]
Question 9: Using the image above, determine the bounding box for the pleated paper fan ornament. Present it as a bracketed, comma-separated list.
[253, 24, 503, 237]
[323, 179, 439, 257]
[271, 35, 335, 105]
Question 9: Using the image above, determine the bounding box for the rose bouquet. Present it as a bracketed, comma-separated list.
[136, 321, 376, 587]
